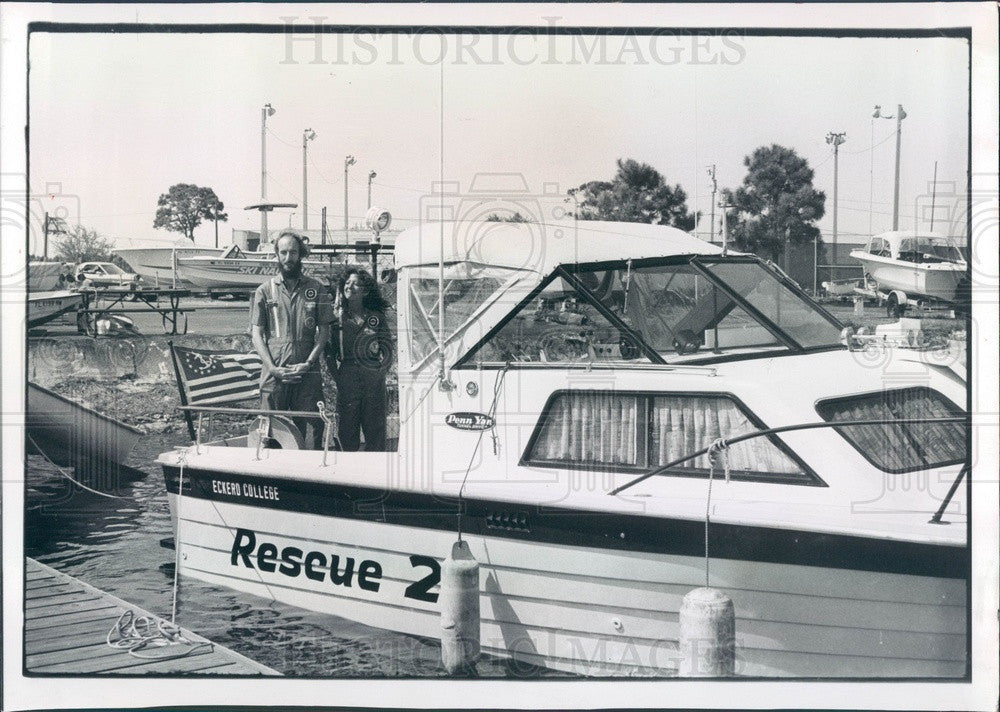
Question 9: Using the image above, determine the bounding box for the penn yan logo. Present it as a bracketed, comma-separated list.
[445, 412, 495, 431]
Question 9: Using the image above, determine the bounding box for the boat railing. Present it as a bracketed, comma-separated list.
[179, 402, 339, 464]
[609, 416, 969, 524]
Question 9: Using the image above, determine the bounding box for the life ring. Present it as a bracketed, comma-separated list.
[247, 415, 305, 450]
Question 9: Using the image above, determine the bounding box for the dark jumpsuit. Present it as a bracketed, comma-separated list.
[251, 274, 334, 448]
[330, 306, 392, 451]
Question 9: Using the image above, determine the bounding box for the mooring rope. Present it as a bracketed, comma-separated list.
[704, 438, 731, 587]
[25, 433, 130, 500]
[456, 365, 509, 540]
[106, 609, 212, 660]
[170, 449, 186, 625]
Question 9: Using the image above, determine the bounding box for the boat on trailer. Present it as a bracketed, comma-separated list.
[159, 219, 968, 677]
[850, 231, 970, 315]
[176, 243, 393, 291]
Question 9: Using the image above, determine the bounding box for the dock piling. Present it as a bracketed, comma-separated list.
[678, 587, 735, 677]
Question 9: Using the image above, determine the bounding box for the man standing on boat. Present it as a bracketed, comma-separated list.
[250, 229, 333, 448]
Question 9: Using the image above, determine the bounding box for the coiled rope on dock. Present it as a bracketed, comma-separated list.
[106, 610, 212, 660]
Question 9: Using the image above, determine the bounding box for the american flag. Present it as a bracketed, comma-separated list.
[172, 345, 262, 405]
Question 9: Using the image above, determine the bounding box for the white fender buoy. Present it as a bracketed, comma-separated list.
[440, 539, 480, 675]
[678, 587, 735, 677]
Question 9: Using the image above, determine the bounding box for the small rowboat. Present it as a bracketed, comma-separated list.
[26, 381, 143, 475]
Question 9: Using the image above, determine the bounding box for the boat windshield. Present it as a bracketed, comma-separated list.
[898, 237, 966, 264]
[460, 257, 844, 366]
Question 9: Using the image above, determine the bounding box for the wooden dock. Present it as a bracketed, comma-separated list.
[24, 558, 280, 675]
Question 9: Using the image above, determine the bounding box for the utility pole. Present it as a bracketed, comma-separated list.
[873, 104, 906, 232]
[707, 165, 717, 244]
[321, 207, 328, 245]
[367, 170, 377, 210]
[344, 155, 356, 241]
[261, 103, 275, 244]
[42, 213, 67, 259]
[302, 129, 316, 230]
[930, 160, 938, 231]
[892, 105, 907, 231]
[43, 212, 51, 259]
[213, 204, 219, 248]
[825, 132, 847, 260]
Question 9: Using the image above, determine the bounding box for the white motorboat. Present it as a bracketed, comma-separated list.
[158, 220, 967, 677]
[27, 290, 83, 328]
[850, 231, 969, 305]
[112, 244, 222, 288]
[176, 244, 388, 290]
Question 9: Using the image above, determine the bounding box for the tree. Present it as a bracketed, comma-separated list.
[569, 158, 698, 230]
[484, 211, 529, 222]
[723, 145, 826, 263]
[54, 225, 114, 263]
[153, 183, 228, 240]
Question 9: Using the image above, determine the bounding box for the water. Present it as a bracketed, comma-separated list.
[24, 434, 525, 678]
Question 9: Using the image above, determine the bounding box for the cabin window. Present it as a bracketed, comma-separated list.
[867, 238, 891, 257]
[465, 275, 649, 364]
[525, 391, 817, 484]
[406, 266, 519, 365]
[816, 387, 966, 473]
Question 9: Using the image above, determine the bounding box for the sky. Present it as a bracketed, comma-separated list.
[27, 29, 969, 252]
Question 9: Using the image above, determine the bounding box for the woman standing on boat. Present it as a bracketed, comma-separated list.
[327, 267, 392, 451]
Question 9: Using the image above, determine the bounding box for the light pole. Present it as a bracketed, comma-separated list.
[825, 132, 846, 280]
[367, 170, 377, 210]
[707, 165, 717, 243]
[261, 103, 276, 244]
[873, 104, 906, 231]
[343, 155, 356, 239]
[302, 129, 316, 230]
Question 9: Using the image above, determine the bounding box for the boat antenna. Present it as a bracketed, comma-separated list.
[437, 58, 454, 393]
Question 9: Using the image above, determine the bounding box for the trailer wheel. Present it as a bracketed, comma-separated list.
[886, 292, 905, 318]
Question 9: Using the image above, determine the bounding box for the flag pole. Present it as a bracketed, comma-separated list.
[168, 340, 197, 441]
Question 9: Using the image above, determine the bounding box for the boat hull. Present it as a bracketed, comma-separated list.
[176, 257, 353, 289]
[112, 246, 221, 288]
[27, 290, 82, 328]
[27, 382, 144, 491]
[852, 252, 965, 303]
[163, 463, 966, 677]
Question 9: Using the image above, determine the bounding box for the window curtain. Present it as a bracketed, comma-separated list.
[533, 392, 638, 465]
[650, 395, 800, 474]
[823, 389, 965, 471]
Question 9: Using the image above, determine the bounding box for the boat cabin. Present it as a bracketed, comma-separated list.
[861, 231, 967, 265]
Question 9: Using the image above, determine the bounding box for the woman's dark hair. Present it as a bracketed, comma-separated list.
[338, 266, 390, 312]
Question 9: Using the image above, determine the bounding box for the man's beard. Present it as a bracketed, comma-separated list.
[279, 260, 303, 279]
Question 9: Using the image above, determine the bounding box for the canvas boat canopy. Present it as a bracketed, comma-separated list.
[393, 220, 723, 273]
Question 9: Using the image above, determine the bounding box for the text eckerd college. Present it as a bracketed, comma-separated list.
[279, 19, 746, 67]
